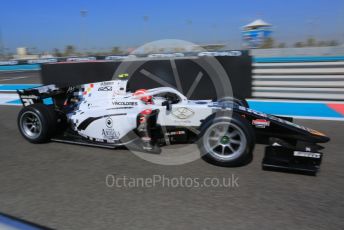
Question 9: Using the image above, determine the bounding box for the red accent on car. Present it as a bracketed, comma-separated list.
[252, 119, 270, 126]
[139, 116, 146, 123]
[134, 89, 152, 103]
[140, 109, 152, 115]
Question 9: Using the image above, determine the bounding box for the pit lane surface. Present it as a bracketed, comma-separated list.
[0, 105, 343, 230]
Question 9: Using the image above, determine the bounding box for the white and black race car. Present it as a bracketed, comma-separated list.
[17, 79, 329, 175]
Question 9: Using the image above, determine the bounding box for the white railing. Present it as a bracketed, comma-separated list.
[252, 60, 344, 100]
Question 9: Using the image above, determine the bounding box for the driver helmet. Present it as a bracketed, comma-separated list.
[133, 89, 153, 104]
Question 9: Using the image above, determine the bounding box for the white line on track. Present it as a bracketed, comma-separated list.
[0, 76, 29, 82]
[0, 93, 20, 105]
[0, 69, 39, 73]
[0, 103, 21, 106]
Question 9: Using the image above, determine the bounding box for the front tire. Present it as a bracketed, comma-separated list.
[198, 114, 255, 167]
[17, 104, 57, 143]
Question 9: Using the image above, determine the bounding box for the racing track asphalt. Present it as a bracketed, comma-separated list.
[0, 71, 343, 230]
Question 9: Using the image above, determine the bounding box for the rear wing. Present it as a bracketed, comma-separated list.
[17, 84, 68, 107]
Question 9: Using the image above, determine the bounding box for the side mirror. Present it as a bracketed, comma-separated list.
[162, 100, 172, 111]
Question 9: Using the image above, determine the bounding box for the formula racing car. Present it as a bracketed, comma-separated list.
[17, 78, 330, 175]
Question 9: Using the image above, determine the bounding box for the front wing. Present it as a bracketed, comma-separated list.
[234, 106, 329, 175]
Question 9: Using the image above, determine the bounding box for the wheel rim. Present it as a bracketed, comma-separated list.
[20, 111, 42, 139]
[203, 121, 247, 161]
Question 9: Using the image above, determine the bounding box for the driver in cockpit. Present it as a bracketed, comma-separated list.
[134, 89, 160, 153]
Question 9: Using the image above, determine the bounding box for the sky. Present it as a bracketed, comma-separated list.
[0, 0, 343, 52]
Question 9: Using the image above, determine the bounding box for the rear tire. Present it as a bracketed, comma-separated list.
[198, 114, 255, 167]
[17, 104, 57, 143]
